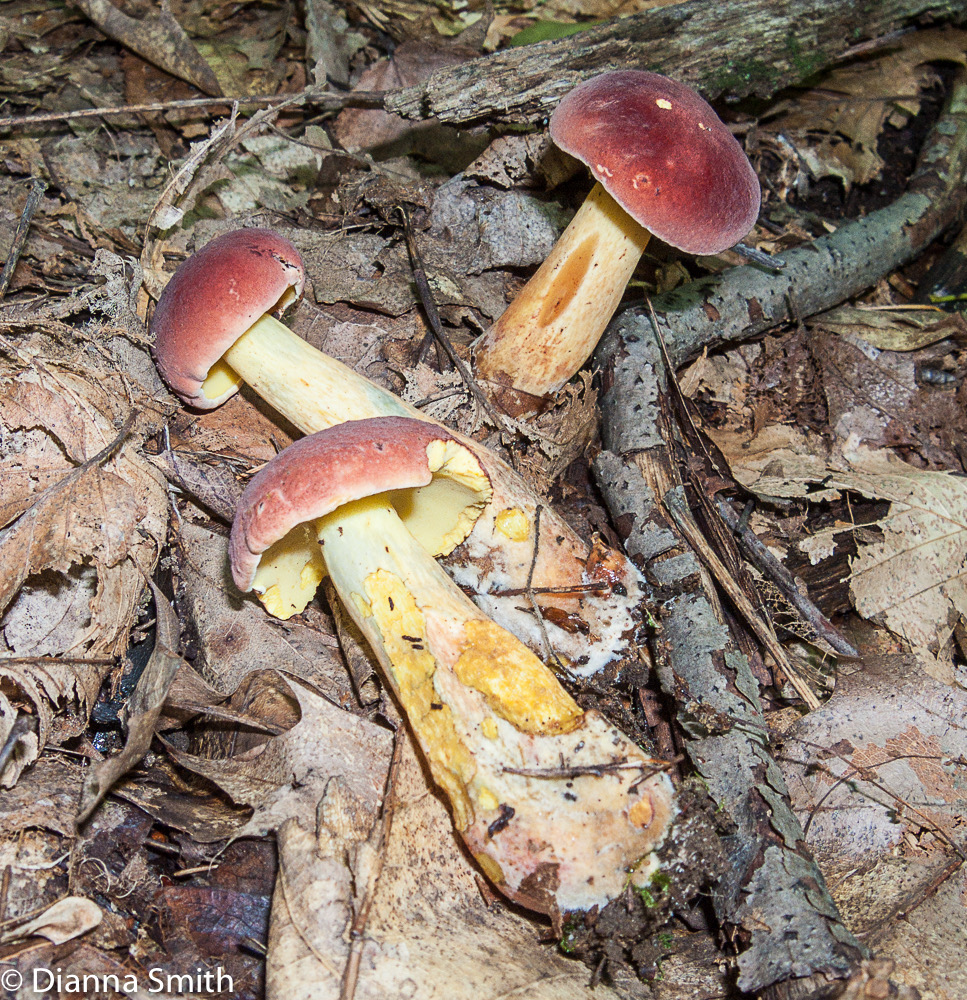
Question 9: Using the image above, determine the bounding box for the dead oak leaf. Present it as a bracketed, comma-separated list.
[0, 457, 142, 618]
[164, 674, 391, 840]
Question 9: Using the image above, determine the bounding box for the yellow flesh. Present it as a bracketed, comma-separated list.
[203, 357, 243, 401]
[453, 620, 581, 735]
[315, 495, 583, 829]
[252, 523, 327, 619]
[473, 182, 650, 400]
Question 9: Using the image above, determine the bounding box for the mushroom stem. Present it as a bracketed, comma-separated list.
[180, 284, 647, 677]
[213, 313, 411, 428]
[313, 492, 674, 914]
[472, 183, 650, 410]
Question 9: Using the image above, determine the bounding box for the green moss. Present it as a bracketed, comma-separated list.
[650, 871, 671, 893]
[707, 58, 777, 95]
[658, 274, 720, 313]
[559, 915, 582, 953]
[784, 33, 827, 81]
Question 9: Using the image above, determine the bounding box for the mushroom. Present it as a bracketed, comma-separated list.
[229, 415, 675, 916]
[151, 227, 645, 675]
[471, 70, 761, 416]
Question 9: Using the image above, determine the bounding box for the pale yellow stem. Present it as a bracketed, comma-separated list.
[207, 313, 415, 432]
[472, 182, 650, 404]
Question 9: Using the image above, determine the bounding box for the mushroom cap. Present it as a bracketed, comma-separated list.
[549, 70, 760, 255]
[230, 416, 493, 592]
[150, 228, 305, 409]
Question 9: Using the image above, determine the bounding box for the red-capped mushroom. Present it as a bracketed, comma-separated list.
[472, 70, 761, 415]
[229, 416, 675, 916]
[151, 228, 646, 675]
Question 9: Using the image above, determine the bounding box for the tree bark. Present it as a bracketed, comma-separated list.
[386, 0, 967, 126]
[593, 322, 865, 997]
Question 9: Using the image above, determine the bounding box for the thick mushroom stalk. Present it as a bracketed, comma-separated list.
[472, 183, 650, 412]
[471, 70, 761, 417]
[152, 228, 645, 676]
[229, 418, 675, 916]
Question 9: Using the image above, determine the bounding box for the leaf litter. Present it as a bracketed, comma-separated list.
[1, 8, 966, 1000]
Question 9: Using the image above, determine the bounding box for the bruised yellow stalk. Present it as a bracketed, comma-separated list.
[309, 493, 675, 914]
[472, 183, 650, 409]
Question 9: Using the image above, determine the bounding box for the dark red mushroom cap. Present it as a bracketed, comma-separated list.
[150, 228, 305, 409]
[549, 71, 760, 255]
[229, 416, 492, 592]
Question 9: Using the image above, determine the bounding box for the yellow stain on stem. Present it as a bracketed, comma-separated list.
[364, 569, 477, 830]
[454, 620, 582, 735]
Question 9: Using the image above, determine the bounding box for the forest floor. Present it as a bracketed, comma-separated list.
[0, 2, 965, 1000]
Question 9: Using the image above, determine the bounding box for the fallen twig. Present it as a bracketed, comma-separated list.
[339, 734, 403, 1000]
[385, 0, 967, 125]
[716, 498, 858, 658]
[0, 178, 46, 302]
[594, 321, 864, 996]
[398, 208, 512, 438]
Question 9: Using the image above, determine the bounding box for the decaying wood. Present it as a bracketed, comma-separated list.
[614, 66, 967, 370]
[583, 65, 967, 996]
[386, 0, 967, 126]
[594, 321, 865, 997]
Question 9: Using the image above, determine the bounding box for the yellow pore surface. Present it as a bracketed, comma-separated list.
[253, 522, 326, 619]
[390, 439, 493, 556]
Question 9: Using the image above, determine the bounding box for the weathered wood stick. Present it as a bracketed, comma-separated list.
[386, 0, 967, 126]
[594, 323, 865, 996]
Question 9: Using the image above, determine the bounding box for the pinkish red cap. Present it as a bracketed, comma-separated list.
[150, 228, 305, 409]
[550, 71, 760, 255]
[230, 416, 491, 592]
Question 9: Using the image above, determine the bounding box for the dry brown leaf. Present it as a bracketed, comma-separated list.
[780, 655, 967, 996]
[809, 328, 966, 468]
[706, 422, 833, 498]
[721, 439, 966, 671]
[77, 582, 183, 824]
[1, 896, 103, 945]
[464, 133, 576, 190]
[333, 40, 476, 154]
[763, 27, 967, 188]
[843, 452, 967, 656]
[174, 522, 352, 702]
[0, 358, 168, 781]
[166, 674, 391, 839]
[0, 458, 142, 617]
[811, 305, 967, 352]
[0, 756, 85, 838]
[267, 733, 626, 1000]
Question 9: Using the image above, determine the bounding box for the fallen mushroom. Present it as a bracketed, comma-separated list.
[151, 228, 644, 675]
[229, 416, 675, 915]
[471, 70, 761, 416]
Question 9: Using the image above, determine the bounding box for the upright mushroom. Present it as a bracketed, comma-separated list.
[471, 70, 761, 416]
[151, 228, 644, 674]
[229, 416, 675, 916]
